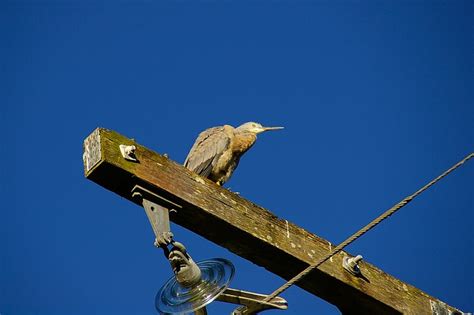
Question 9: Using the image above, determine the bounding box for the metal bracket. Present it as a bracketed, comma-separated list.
[343, 254, 363, 276]
[131, 185, 182, 247]
[221, 289, 288, 314]
[120, 144, 138, 162]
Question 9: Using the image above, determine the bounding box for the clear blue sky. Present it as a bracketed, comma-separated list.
[1, 1, 473, 314]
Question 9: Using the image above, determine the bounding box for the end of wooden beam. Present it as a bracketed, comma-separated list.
[82, 127, 158, 203]
[83, 127, 102, 176]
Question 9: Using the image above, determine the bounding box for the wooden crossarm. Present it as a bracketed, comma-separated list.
[83, 127, 465, 315]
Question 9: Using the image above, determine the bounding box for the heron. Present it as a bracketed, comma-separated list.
[184, 122, 284, 186]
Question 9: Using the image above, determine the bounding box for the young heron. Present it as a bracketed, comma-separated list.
[184, 122, 283, 186]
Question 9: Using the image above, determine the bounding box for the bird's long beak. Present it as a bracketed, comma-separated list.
[263, 126, 284, 131]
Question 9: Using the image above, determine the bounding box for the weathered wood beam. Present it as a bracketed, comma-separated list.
[83, 128, 465, 315]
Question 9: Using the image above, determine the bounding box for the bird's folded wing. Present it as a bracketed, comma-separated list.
[184, 126, 231, 178]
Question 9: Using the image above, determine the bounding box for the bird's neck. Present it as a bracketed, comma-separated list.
[233, 132, 257, 154]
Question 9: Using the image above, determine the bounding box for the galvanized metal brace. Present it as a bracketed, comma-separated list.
[131, 185, 181, 247]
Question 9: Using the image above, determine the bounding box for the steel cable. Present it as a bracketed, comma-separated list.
[253, 152, 474, 307]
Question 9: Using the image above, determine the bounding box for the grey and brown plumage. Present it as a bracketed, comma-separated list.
[184, 122, 283, 185]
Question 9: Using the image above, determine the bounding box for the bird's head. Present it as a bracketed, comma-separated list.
[236, 122, 284, 134]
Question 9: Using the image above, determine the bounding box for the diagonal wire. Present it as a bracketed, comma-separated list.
[246, 152, 473, 308]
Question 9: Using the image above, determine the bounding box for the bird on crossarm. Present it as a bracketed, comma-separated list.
[184, 122, 283, 186]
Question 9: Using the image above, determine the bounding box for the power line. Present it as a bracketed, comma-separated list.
[258, 152, 474, 304]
